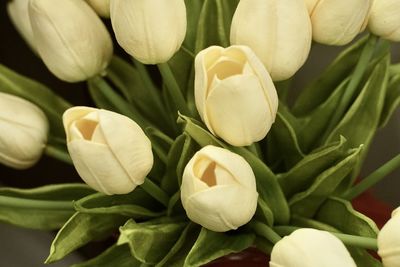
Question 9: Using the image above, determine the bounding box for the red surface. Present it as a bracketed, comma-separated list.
[206, 190, 393, 267]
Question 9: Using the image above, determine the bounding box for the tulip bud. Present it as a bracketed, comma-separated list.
[230, 0, 312, 81]
[29, 0, 113, 82]
[7, 0, 37, 53]
[270, 228, 357, 267]
[0, 92, 49, 169]
[63, 107, 153, 195]
[368, 0, 400, 42]
[181, 145, 258, 232]
[86, 0, 110, 18]
[305, 0, 373, 45]
[110, 0, 187, 64]
[378, 207, 400, 267]
[195, 45, 278, 146]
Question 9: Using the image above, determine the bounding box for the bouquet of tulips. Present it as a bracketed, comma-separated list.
[1, 0, 400, 266]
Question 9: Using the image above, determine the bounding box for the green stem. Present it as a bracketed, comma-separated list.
[0, 195, 73, 210]
[44, 145, 72, 165]
[274, 226, 378, 250]
[322, 35, 378, 141]
[343, 153, 400, 200]
[151, 142, 168, 164]
[250, 221, 282, 244]
[91, 76, 149, 128]
[157, 63, 191, 116]
[140, 178, 170, 207]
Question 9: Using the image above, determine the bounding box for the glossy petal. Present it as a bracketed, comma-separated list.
[0, 92, 48, 169]
[378, 214, 400, 267]
[230, 0, 311, 81]
[29, 0, 113, 82]
[368, 0, 400, 41]
[110, 0, 186, 64]
[86, 0, 110, 18]
[270, 229, 357, 267]
[309, 0, 372, 45]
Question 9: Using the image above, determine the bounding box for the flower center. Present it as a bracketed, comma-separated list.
[201, 161, 217, 187]
[75, 119, 98, 140]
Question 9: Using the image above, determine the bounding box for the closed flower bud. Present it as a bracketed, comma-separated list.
[195, 45, 278, 146]
[181, 145, 258, 232]
[0, 92, 49, 169]
[110, 0, 187, 64]
[270, 228, 356, 267]
[378, 207, 400, 267]
[29, 0, 113, 82]
[368, 0, 400, 42]
[86, 0, 110, 18]
[230, 0, 312, 81]
[305, 0, 372, 45]
[7, 0, 37, 53]
[63, 107, 153, 195]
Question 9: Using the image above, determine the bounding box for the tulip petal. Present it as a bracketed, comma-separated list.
[68, 139, 136, 195]
[97, 110, 153, 187]
[184, 185, 258, 232]
[205, 74, 272, 146]
[63, 106, 97, 142]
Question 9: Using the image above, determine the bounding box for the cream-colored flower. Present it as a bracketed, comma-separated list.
[86, 0, 110, 18]
[368, 0, 400, 42]
[7, 0, 37, 52]
[110, 0, 187, 64]
[230, 0, 312, 81]
[305, 0, 373, 45]
[378, 207, 400, 267]
[29, 0, 113, 82]
[63, 107, 153, 195]
[0, 92, 48, 169]
[181, 145, 258, 232]
[195, 45, 278, 146]
[270, 228, 357, 267]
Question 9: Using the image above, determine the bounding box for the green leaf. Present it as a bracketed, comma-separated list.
[176, 134, 197, 186]
[315, 197, 379, 238]
[195, 0, 237, 52]
[74, 189, 163, 218]
[278, 136, 347, 198]
[325, 55, 389, 187]
[161, 134, 187, 194]
[348, 247, 383, 267]
[0, 64, 71, 138]
[183, 0, 204, 52]
[118, 219, 188, 265]
[88, 79, 116, 111]
[297, 79, 349, 153]
[380, 74, 400, 127]
[270, 111, 304, 169]
[72, 244, 141, 267]
[46, 212, 128, 263]
[292, 36, 367, 116]
[156, 224, 200, 267]
[184, 228, 255, 267]
[0, 184, 93, 230]
[179, 114, 290, 224]
[289, 146, 362, 217]
[107, 57, 171, 133]
[254, 198, 274, 227]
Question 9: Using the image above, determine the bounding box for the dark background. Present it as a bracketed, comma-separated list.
[1, 2, 400, 266]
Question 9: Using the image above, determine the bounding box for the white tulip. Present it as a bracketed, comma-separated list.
[63, 107, 153, 195]
[86, 0, 110, 18]
[29, 0, 113, 82]
[110, 0, 187, 64]
[230, 0, 312, 81]
[7, 0, 37, 53]
[368, 0, 400, 42]
[305, 0, 373, 45]
[0, 92, 48, 169]
[195, 45, 278, 146]
[378, 207, 400, 267]
[270, 228, 356, 267]
[181, 145, 258, 232]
